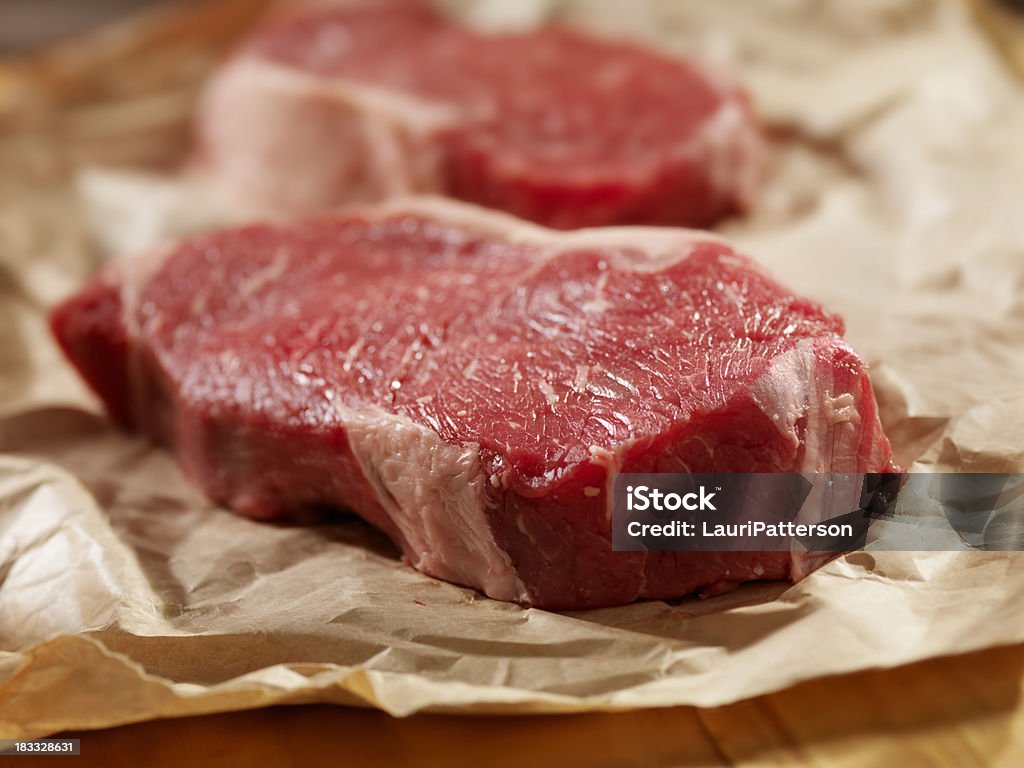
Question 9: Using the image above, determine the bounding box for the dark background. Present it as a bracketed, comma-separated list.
[0, 0, 177, 53]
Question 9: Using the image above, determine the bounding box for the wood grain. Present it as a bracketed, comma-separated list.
[0, 643, 1018, 767]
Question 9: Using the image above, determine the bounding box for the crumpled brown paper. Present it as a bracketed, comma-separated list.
[3, 0, 1024, 740]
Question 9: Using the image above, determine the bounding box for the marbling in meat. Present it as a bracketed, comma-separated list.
[52, 198, 895, 609]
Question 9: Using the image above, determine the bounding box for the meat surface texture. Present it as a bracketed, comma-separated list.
[196, 3, 762, 229]
[52, 197, 895, 609]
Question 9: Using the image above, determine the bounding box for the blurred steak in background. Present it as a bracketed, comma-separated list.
[197, 2, 763, 228]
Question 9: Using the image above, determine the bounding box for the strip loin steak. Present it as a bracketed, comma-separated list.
[52, 198, 895, 609]
[197, 3, 762, 229]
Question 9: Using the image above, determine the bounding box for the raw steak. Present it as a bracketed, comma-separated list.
[51, 198, 895, 609]
[196, 3, 762, 229]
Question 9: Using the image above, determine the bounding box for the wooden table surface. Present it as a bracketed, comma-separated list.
[0, 641, 1016, 767]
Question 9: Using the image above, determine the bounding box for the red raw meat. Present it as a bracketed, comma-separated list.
[196, 3, 762, 229]
[52, 198, 895, 609]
